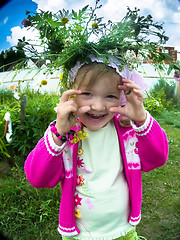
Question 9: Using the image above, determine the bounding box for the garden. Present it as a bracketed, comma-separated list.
[0, 1, 180, 239]
[0, 78, 179, 240]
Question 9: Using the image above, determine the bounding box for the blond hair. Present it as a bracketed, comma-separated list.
[73, 62, 122, 90]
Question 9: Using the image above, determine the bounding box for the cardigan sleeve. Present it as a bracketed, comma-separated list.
[24, 127, 66, 188]
[130, 111, 169, 172]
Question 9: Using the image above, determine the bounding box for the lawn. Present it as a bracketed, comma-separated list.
[0, 110, 180, 240]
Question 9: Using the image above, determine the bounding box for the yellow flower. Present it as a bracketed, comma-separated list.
[75, 209, 82, 218]
[78, 131, 88, 140]
[68, 94, 75, 99]
[71, 136, 80, 144]
[92, 23, 98, 29]
[61, 17, 69, 24]
[41, 80, 47, 85]
[83, 132, 88, 137]
[78, 149, 83, 155]
[59, 73, 63, 80]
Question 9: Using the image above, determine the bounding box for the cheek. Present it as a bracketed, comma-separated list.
[75, 96, 88, 107]
[107, 99, 120, 108]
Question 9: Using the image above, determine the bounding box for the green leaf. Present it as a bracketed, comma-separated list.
[81, 5, 89, 13]
[162, 53, 173, 61]
[37, 21, 44, 30]
[72, 10, 77, 18]
[167, 66, 172, 75]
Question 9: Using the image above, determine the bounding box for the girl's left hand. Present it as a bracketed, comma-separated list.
[110, 78, 147, 126]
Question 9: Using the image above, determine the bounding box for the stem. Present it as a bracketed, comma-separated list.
[82, 1, 98, 36]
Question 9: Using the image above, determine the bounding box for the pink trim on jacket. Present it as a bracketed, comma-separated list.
[24, 112, 168, 237]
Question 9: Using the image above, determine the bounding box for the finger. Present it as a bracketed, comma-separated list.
[120, 78, 141, 89]
[109, 106, 124, 115]
[118, 85, 131, 93]
[126, 83, 140, 91]
[118, 84, 141, 96]
[56, 101, 78, 120]
[60, 89, 81, 103]
[132, 88, 144, 100]
[118, 83, 140, 91]
[121, 78, 134, 85]
[76, 106, 91, 116]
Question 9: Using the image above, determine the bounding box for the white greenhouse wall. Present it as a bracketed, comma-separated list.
[0, 62, 177, 94]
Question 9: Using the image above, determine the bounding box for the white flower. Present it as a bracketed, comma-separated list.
[155, 100, 160, 106]
[54, 103, 58, 112]
[30, 74, 49, 93]
[13, 92, 20, 100]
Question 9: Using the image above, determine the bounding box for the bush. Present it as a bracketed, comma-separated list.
[144, 93, 164, 115]
[0, 87, 14, 103]
[0, 88, 59, 166]
[151, 78, 176, 103]
[0, 88, 21, 162]
[144, 78, 176, 115]
[11, 90, 59, 165]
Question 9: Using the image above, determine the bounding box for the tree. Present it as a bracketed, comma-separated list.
[0, 46, 26, 72]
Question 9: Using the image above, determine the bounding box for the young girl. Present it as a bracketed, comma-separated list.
[24, 59, 168, 240]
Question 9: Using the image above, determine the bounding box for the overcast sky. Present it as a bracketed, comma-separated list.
[0, 0, 180, 58]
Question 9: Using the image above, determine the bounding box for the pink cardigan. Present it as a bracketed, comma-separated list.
[24, 113, 168, 237]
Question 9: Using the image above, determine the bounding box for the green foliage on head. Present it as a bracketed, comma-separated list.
[1, 0, 179, 90]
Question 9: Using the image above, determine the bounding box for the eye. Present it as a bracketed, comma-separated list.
[106, 95, 118, 99]
[81, 92, 92, 96]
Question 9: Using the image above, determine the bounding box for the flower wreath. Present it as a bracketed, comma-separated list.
[18, 0, 179, 92]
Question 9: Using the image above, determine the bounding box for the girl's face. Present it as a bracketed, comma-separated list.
[75, 68, 121, 130]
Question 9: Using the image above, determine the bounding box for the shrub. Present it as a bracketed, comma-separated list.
[11, 90, 59, 165]
[0, 88, 59, 166]
[144, 78, 176, 115]
[0, 137, 11, 161]
[151, 78, 176, 103]
[144, 93, 164, 115]
[0, 87, 14, 104]
[0, 88, 21, 162]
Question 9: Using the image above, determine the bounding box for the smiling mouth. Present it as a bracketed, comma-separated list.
[87, 113, 106, 120]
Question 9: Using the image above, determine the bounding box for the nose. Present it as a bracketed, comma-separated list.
[91, 97, 106, 111]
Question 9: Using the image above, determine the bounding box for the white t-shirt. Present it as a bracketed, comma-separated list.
[74, 121, 133, 240]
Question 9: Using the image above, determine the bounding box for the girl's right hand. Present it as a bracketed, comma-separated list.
[55, 89, 82, 140]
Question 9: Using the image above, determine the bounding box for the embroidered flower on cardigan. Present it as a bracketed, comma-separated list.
[77, 157, 85, 168]
[134, 142, 138, 154]
[78, 148, 84, 155]
[74, 193, 82, 207]
[75, 209, 82, 218]
[77, 175, 85, 186]
[134, 148, 138, 154]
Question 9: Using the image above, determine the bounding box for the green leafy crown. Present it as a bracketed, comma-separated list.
[8, 0, 180, 89]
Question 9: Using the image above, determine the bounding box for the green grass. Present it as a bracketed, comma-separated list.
[0, 110, 180, 240]
[137, 111, 180, 240]
[0, 169, 61, 240]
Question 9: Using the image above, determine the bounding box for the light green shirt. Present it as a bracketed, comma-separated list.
[74, 121, 133, 240]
